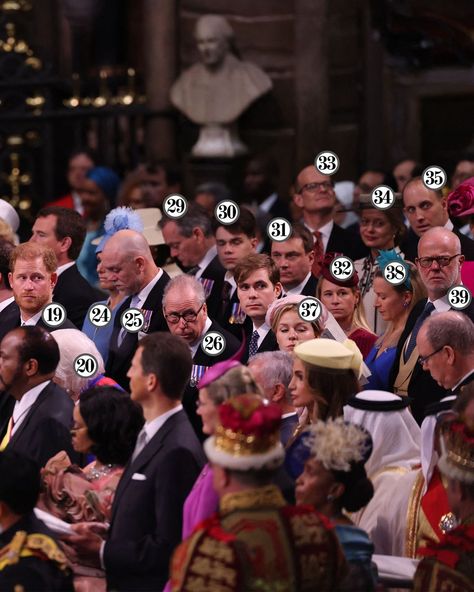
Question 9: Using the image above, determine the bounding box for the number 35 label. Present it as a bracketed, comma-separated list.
[330, 256, 354, 281]
[447, 286, 472, 310]
[120, 308, 145, 333]
[201, 331, 226, 356]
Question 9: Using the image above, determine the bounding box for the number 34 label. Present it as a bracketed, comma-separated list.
[201, 331, 226, 356]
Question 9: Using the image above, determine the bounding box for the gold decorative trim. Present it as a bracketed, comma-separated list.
[214, 424, 280, 456]
[220, 485, 286, 514]
[405, 470, 424, 558]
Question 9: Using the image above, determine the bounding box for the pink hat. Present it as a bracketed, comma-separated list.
[265, 294, 328, 329]
[448, 177, 474, 218]
[198, 359, 242, 389]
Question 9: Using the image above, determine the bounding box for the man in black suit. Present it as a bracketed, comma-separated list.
[160, 202, 225, 318]
[0, 239, 14, 314]
[66, 332, 205, 592]
[163, 275, 240, 438]
[400, 177, 474, 262]
[102, 230, 171, 390]
[243, 154, 292, 219]
[0, 326, 74, 467]
[271, 223, 317, 297]
[248, 351, 297, 446]
[417, 311, 474, 400]
[213, 207, 257, 338]
[235, 254, 281, 364]
[0, 243, 76, 342]
[389, 227, 474, 422]
[29, 206, 103, 328]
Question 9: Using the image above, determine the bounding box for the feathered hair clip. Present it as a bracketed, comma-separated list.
[376, 249, 411, 290]
[96, 207, 144, 253]
[304, 418, 372, 472]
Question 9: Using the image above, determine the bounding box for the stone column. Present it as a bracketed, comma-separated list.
[143, 0, 176, 161]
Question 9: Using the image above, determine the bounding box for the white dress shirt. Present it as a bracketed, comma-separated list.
[224, 272, 237, 299]
[133, 269, 164, 309]
[194, 246, 217, 281]
[11, 380, 50, 436]
[284, 272, 312, 297]
[0, 295, 14, 313]
[56, 261, 75, 276]
[304, 219, 334, 252]
[20, 309, 44, 326]
[190, 317, 213, 358]
[252, 322, 271, 348]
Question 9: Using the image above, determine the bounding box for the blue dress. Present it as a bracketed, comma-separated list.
[335, 524, 376, 591]
[363, 344, 397, 391]
[82, 298, 125, 365]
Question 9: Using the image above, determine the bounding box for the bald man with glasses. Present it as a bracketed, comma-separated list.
[389, 227, 474, 422]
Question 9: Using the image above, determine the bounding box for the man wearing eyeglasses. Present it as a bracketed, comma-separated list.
[293, 165, 368, 267]
[400, 176, 474, 263]
[390, 227, 474, 422]
[162, 275, 240, 439]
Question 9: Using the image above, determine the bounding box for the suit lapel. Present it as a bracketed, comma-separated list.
[8, 382, 52, 445]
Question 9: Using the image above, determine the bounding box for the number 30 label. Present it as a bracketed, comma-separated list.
[215, 200, 240, 225]
[201, 331, 226, 356]
[447, 286, 472, 310]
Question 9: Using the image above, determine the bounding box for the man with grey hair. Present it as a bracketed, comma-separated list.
[417, 311, 474, 396]
[160, 202, 225, 317]
[163, 274, 240, 439]
[102, 229, 171, 390]
[248, 351, 297, 445]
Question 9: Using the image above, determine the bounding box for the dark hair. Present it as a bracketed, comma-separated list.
[0, 449, 40, 513]
[15, 326, 60, 375]
[159, 202, 213, 238]
[212, 206, 257, 238]
[227, 468, 276, 486]
[0, 239, 14, 289]
[146, 160, 182, 187]
[36, 206, 87, 260]
[194, 181, 231, 202]
[234, 253, 280, 286]
[68, 148, 97, 165]
[333, 465, 374, 512]
[79, 387, 144, 465]
[274, 223, 314, 253]
[304, 364, 360, 420]
[139, 332, 192, 400]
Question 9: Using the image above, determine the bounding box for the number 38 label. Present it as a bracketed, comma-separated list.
[447, 286, 472, 310]
[298, 297, 322, 323]
[74, 354, 98, 378]
[383, 262, 407, 286]
[267, 218, 292, 242]
[330, 256, 354, 281]
[163, 194, 188, 219]
[120, 308, 145, 333]
[42, 303, 67, 328]
[88, 303, 111, 327]
[314, 151, 340, 175]
[215, 200, 240, 225]
[201, 331, 226, 356]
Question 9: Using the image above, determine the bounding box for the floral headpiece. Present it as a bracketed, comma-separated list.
[95, 207, 144, 253]
[438, 418, 474, 484]
[204, 394, 284, 471]
[448, 177, 474, 218]
[376, 249, 411, 290]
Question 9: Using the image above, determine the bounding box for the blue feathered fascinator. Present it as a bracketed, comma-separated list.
[376, 249, 411, 290]
[95, 207, 144, 253]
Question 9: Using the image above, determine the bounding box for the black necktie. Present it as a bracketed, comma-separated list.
[404, 302, 435, 362]
[221, 281, 232, 316]
[187, 266, 200, 276]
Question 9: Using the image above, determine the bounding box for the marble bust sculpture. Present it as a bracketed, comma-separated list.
[170, 14, 273, 158]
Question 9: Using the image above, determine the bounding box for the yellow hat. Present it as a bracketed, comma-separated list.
[294, 338, 363, 378]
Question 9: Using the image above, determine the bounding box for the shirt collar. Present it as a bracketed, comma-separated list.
[134, 269, 163, 308]
[190, 317, 213, 358]
[195, 245, 217, 280]
[444, 219, 454, 231]
[0, 295, 14, 313]
[56, 262, 75, 276]
[452, 370, 474, 393]
[143, 404, 183, 442]
[20, 309, 44, 326]
[284, 272, 312, 296]
[429, 295, 453, 313]
[258, 192, 278, 213]
[13, 380, 50, 424]
[252, 322, 271, 344]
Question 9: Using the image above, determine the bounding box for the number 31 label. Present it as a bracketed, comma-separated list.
[447, 286, 472, 310]
[201, 331, 226, 356]
[267, 218, 292, 242]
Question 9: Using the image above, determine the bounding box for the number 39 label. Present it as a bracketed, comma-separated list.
[383, 262, 407, 286]
[163, 194, 188, 219]
[215, 200, 240, 225]
[422, 166, 447, 191]
[330, 256, 354, 282]
[314, 151, 340, 175]
[447, 286, 472, 310]
[42, 303, 67, 328]
[88, 303, 111, 327]
[298, 297, 322, 323]
[74, 354, 98, 378]
[201, 331, 226, 356]
[267, 218, 292, 242]
[120, 308, 145, 333]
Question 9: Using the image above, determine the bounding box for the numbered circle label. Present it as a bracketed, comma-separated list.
[201, 331, 226, 357]
[447, 286, 472, 310]
[267, 217, 292, 242]
[120, 308, 145, 333]
[383, 262, 407, 286]
[74, 354, 98, 378]
[330, 256, 354, 282]
[214, 200, 240, 225]
[314, 150, 339, 175]
[298, 297, 322, 323]
[163, 194, 188, 219]
[42, 303, 67, 328]
[371, 185, 395, 210]
[88, 303, 111, 327]
[422, 166, 447, 191]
